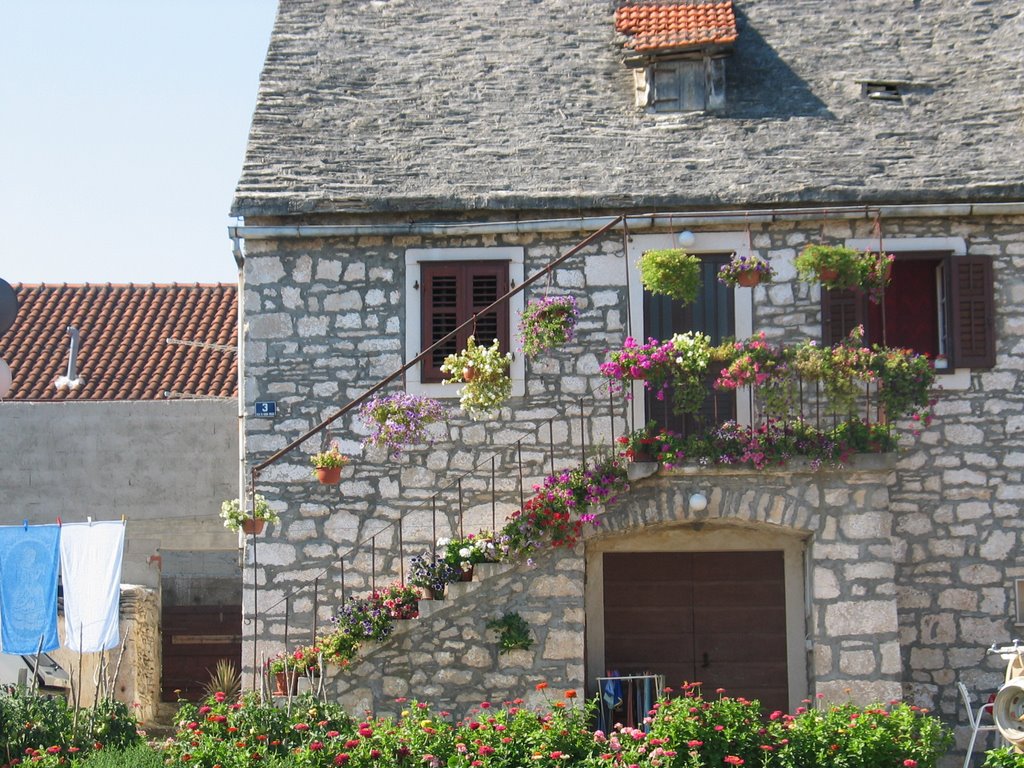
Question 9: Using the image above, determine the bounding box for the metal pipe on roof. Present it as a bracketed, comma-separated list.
[227, 201, 1024, 241]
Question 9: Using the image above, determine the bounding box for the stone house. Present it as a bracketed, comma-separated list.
[229, 0, 1024, 755]
[0, 283, 240, 718]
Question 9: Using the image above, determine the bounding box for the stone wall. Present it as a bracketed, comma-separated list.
[241, 211, 1024, 753]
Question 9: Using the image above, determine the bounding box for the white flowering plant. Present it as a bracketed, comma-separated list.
[438, 533, 498, 573]
[219, 493, 279, 532]
[440, 336, 512, 418]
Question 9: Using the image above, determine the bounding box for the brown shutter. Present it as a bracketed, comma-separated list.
[950, 256, 995, 369]
[420, 261, 509, 383]
[821, 288, 864, 345]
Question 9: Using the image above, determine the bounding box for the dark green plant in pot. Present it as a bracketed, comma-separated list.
[794, 243, 868, 290]
[638, 249, 702, 304]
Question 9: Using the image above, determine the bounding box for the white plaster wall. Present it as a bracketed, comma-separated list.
[0, 400, 240, 590]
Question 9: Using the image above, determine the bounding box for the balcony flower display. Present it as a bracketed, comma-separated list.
[717, 252, 776, 288]
[518, 295, 580, 359]
[358, 392, 447, 457]
[637, 248, 702, 304]
[441, 336, 512, 418]
[599, 332, 712, 415]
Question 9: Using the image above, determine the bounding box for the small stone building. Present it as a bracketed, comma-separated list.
[0, 283, 241, 719]
[229, 0, 1024, 757]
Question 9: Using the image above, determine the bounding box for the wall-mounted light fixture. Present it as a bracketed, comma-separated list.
[689, 492, 708, 511]
[677, 230, 696, 247]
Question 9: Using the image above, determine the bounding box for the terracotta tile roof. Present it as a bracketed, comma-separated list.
[615, 1, 737, 53]
[0, 284, 237, 402]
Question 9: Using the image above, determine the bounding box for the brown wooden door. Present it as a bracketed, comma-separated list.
[161, 605, 241, 702]
[603, 551, 788, 713]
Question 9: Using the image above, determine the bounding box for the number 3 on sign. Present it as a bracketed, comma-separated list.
[254, 400, 277, 418]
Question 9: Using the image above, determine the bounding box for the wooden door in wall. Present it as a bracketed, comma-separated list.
[161, 605, 242, 702]
[603, 551, 788, 713]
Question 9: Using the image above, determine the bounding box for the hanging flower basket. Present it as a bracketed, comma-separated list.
[518, 295, 580, 359]
[314, 466, 342, 485]
[220, 493, 279, 533]
[717, 253, 775, 288]
[441, 336, 512, 418]
[358, 392, 448, 457]
[637, 249, 702, 304]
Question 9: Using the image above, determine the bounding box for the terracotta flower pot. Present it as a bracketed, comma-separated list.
[241, 518, 266, 535]
[273, 671, 296, 696]
[459, 566, 474, 582]
[315, 465, 342, 484]
[817, 266, 840, 282]
[463, 366, 476, 382]
[736, 270, 762, 288]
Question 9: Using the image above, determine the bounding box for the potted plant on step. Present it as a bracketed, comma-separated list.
[441, 336, 513, 418]
[310, 442, 349, 484]
[438, 533, 498, 581]
[637, 249, 702, 304]
[518, 295, 580, 358]
[220, 493, 279, 535]
[358, 392, 448, 457]
[617, 423, 659, 463]
[717, 252, 776, 288]
[408, 552, 461, 599]
[376, 583, 422, 619]
[267, 651, 300, 695]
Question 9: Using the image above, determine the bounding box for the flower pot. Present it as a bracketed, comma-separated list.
[241, 518, 266, 535]
[459, 566, 474, 582]
[419, 586, 441, 600]
[463, 366, 476, 382]
[630, 450, 657, 463]
[273, 671, 296, 696]
[736, 270, 762, 288]
[817, 266, 839, 282]
[315, 465, 342, 484]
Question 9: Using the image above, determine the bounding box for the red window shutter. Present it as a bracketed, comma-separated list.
[420, 261, 510, 383]
[821, 288, 864, 345]
[950, 256, 995, 369]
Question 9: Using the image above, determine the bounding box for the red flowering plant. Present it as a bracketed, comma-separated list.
[497, 456, 627, 558]
[375, 583, 422, 620]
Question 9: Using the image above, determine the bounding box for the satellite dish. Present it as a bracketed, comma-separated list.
[0, 358, 11, 399]
[0, 279, 18, 336]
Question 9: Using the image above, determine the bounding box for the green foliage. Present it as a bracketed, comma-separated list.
[984, 746, 1024, 768]
[638, 249, 702, 304]
[486, 612, 533, 653]
[0, 687, 141, 765]
[203, 659, 242, 701]
[795, 244, 868, 290]
[72, 744, 166, 768]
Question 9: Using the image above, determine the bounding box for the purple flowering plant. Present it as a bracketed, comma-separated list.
[717, 253, 776, 287]
[358, 392, 447, 457]
[518, 295, 580, 359]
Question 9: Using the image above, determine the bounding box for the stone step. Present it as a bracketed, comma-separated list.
[413, 561, 515, 619]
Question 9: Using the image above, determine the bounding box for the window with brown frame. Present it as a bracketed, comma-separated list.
[822, 252, 995, 369]
[419, 261, 510, 383]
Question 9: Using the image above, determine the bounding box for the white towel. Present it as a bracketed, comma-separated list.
[59, 522, 124, 652]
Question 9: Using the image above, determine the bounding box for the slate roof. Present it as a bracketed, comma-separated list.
[615, 2, 738, 53]
[232, 0, 1024, 217]
[0, 284, 237, 402]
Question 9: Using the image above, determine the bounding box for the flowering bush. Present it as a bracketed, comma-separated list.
[441, 335, 513, 418]
[498, 456, 628, 557]
[155, 685, 950, 768]
[408, 552, 461, 596]
[715, 332, 797, 415]
[219, 493, 279, 532]
[358, 392, 447, 457]
[519, 295, 579, 358]
[600, 332, 713, 414]
[718, 252, 776, 287]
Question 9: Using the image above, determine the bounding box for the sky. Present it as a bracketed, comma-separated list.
[0, 1, 279, 286]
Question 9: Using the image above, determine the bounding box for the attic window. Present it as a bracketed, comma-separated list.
[615, 2, 737, 114]
[861, 81, 904, 103]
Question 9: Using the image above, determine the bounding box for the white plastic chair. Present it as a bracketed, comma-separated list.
[959, 681, 999, 768]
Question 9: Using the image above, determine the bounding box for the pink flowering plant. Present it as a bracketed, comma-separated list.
[600, 332, 713, 415]
[714, 332, 797, 416]
[358, 392, 447, 457]
[376, 583, 422, 619]
[717, 253, 776, 287]
[519, 295, 580, 358]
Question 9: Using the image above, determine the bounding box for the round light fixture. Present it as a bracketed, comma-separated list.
[689, 492, 708, 511]
[677, 230, 696, 247]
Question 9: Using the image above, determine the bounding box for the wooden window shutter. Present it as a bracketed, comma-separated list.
[949, 256, 995, 369]
[821, 288, 864, 345]
[420, 261, 510, 383]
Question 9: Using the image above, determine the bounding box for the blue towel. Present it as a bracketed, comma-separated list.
[0, 525, 60, 654]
